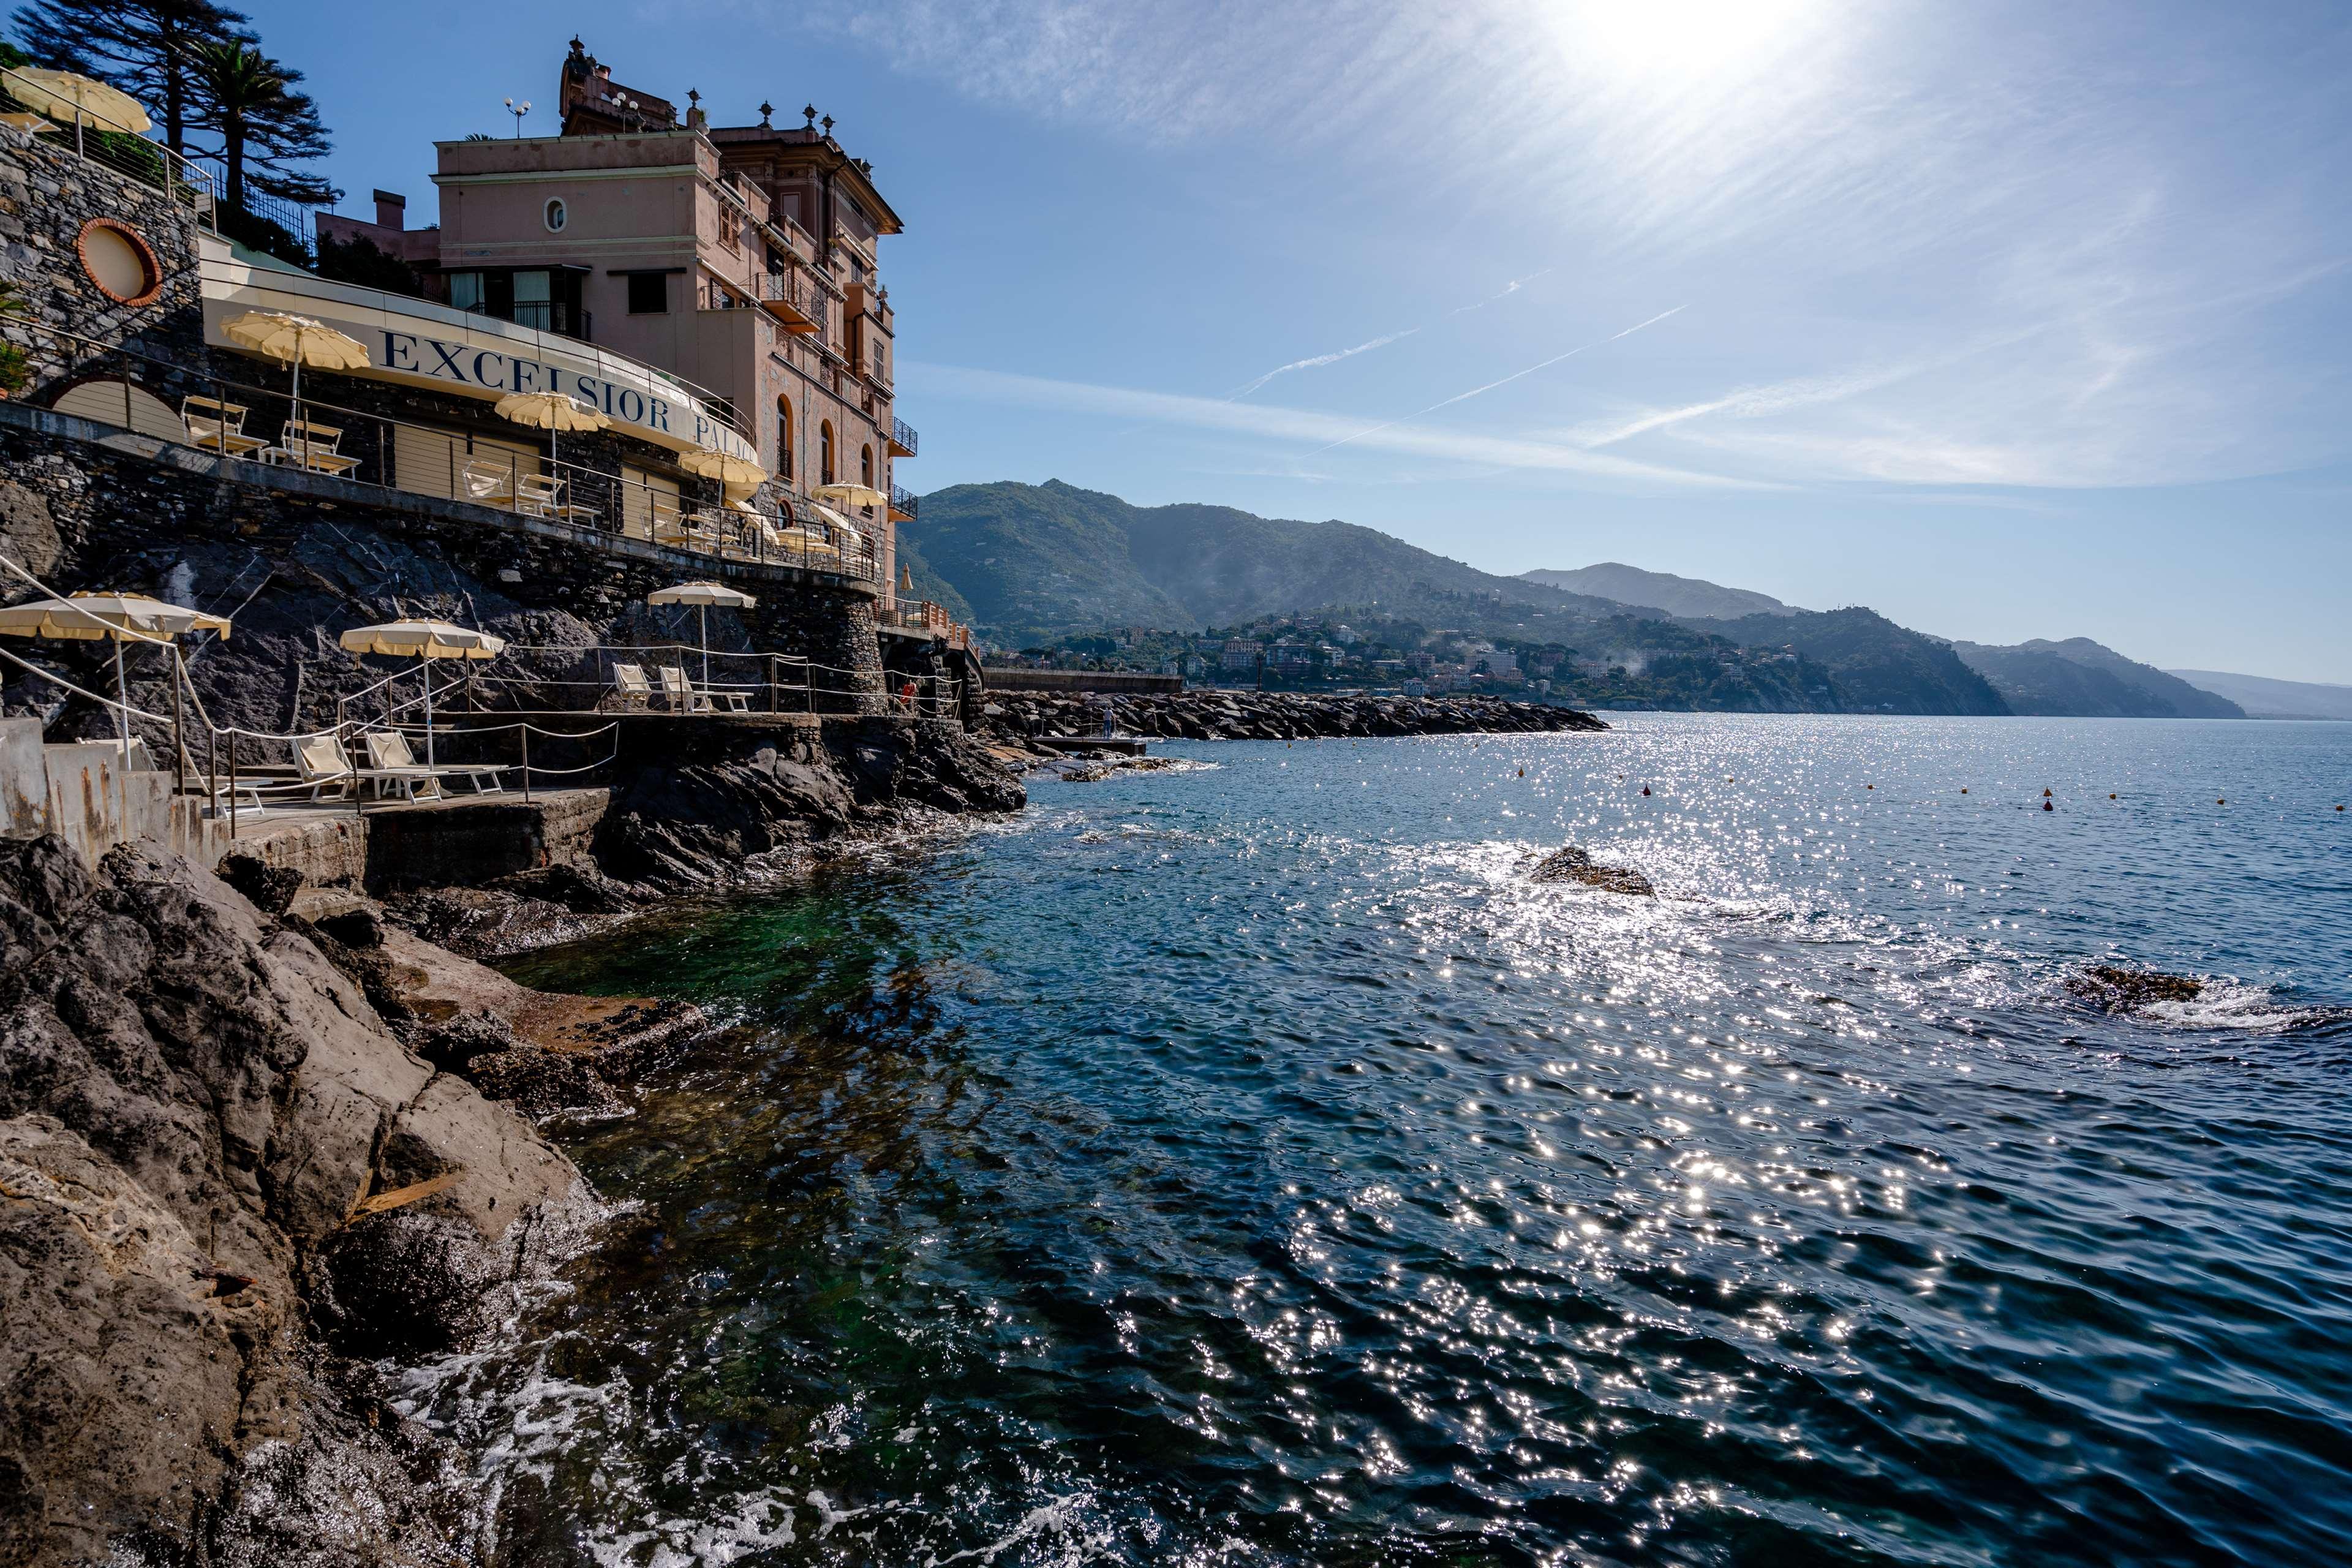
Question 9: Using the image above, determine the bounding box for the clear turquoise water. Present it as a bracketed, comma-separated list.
[418, 715, 2352, 1566]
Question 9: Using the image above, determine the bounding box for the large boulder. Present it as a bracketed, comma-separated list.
[0, 835, 587, 1564]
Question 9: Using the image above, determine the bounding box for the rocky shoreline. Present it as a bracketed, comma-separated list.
[0, 687, 1622, 1562]
[980, 688, 1607, 747]
[0, 715, 1025, 1566]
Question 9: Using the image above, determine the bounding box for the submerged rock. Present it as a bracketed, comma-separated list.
[1530, 845, 1656, 897]
[2067, 965, 2203, 1010]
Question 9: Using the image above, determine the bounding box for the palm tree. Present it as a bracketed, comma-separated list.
[189, 37, 333, 216]
[189, 39, 274, 212]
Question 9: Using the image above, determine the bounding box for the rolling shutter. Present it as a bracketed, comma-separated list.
[390, 426, 539, 503]
[620, 466, 681, 540]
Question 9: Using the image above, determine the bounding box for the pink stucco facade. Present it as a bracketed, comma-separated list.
[426, 43, 912, 600]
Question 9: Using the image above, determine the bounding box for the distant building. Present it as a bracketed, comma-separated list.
[1268, 641, 1315, 676]
[1219, 638, 1258, 673]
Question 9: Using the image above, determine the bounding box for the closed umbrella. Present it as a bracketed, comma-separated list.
[492, 390, 608, 472]
[647, 581, 755, 689]
[338, 619, 503, 773]
[221, 312, 369, 451]
[0, 591, 230, 836]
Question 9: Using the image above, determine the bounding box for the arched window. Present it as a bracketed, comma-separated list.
[775, 394, 793, 479]
[859, 445, 875, 514]
[819, 421, 835, 486]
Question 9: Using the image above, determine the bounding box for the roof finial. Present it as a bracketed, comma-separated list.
[759, 100, 774, 126]
[802, 103, 817, 129]
[687, 86, 700, 107]
[820, 113, 834, 135]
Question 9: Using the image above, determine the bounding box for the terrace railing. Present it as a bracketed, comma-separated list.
[0, 65, 219, 230]
[891, 417, 918, 456]
[15, 318, 883, 586]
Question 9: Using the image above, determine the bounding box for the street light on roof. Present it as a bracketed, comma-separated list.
[505, 97, 530, 137]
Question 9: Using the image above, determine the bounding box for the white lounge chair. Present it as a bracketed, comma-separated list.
[610, 662, 654, 711]
[265, 418, 360, 477]
[657, 666, 712, 714]
[183, 396, 267, 458]
[363, 730, 509, 796]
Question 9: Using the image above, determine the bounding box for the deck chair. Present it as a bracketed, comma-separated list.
[462, 456, 521, 506]
[610, 662, 654, 711]
[266, 418, 360, 477]
[294, 733, 360, 801]
[183, 396, 267, 457]
[364, 730, 510, 796]
[657, 666, 713, 714]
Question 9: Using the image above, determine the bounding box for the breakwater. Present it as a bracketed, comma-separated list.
[983, 687, 1605, 744]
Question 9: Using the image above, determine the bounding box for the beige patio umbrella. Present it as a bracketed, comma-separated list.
[493, 390, 608, 470]
[0, 591, 230, 833]
[812, 481, 889, 511]
[647, 581, 755, 688]
[221, 312, 369, 447]
[339, 619, 504, 772]
[3, 67, 151, 134]
[679, 447, 769, 491]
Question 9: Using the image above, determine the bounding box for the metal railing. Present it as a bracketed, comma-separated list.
[891, 417, 918, 455]
[891, 482, 918, 519]
[0, 66, 219, 230]
[879, 599, 973, 654]
[16, 318, 884, 585]
[441, 643, 959, 720]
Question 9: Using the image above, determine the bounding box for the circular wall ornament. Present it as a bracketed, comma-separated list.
[76, 219, 163, 306]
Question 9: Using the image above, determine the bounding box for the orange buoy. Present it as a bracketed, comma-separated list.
[1517, 767, 1524, 777]
[2109, 793, 2117, 799]
[1960, 788, 1968, 794]
[1866, 783, 1874, 790]
[2217, 798, 2225, 805]
[2043, 788, 2053, 798]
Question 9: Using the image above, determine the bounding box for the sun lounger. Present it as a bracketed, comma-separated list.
[610, 662, 654, 712]
[657, 666, 712, 714]
[363, 730, 510, 796]
[182, 396, 268, 458]
[294, 733, 361, 801]
[263, 418, 360, 477]
[517, 472, 600, 525]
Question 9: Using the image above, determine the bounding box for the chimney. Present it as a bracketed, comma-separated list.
[372, 189, 407, 230]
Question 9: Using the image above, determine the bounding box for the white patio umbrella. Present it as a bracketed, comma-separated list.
[492, 390, 608, 470]
[812, 481, 889, 512]
[0, 591, 230, 834]
[338, 619, 505, 772]
[221, 312, 369, 447]
[647, 581, 756, 688]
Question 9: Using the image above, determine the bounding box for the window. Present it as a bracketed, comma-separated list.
[543, 197, 568, 232]
[819, 421, 834, 486]
[627, 272, 667, 314]
[859, 445, 875, 514]
[775, 394, 793, 479]
[76, 220, 161, 305]
[448, 270, 485, 314]
[510, 270, 552, 330]
[718, 205, 741, 251]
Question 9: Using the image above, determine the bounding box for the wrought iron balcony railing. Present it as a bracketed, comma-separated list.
[890, 417, 918, 456]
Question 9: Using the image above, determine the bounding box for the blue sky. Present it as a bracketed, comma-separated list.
[225, 0, 2352, 680]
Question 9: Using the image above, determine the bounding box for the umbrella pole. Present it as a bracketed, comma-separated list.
[422, 659, 435, 773]
[700, 605, 709, 691]
[112, 636, 131, 845]
[290, 354, 303, 452]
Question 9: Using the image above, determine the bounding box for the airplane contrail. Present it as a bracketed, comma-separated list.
[1305, 306, 1687, 456]
[1231, 328, 1421, 398]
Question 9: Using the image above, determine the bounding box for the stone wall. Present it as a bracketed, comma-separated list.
[0, 404, 890, 729]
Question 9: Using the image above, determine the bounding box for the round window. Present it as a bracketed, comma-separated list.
[76, 219, 162, 305]
[544, 197, 568, 232]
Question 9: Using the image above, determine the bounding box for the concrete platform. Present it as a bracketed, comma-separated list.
[202, 787, 609, 894]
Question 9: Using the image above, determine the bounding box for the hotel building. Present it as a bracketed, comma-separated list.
[317, 38, 916, 601]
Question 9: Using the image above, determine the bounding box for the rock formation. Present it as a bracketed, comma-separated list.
[981, 689, 1605, 745]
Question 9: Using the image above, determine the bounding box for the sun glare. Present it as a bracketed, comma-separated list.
[1548, 0, 1824, 80]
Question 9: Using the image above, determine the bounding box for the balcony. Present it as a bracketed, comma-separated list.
[752, 269, 822, 334]
[889, 483, 918, 521]
[889, 417, 918, 458]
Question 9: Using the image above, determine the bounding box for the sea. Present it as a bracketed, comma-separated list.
[401, 714, 2352, 1567]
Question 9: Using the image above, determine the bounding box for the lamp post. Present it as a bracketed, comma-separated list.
[505, 97, 531, 137]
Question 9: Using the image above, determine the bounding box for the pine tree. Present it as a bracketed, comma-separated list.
[8, 0, 249, 156]
[187, 38, 334, 211]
